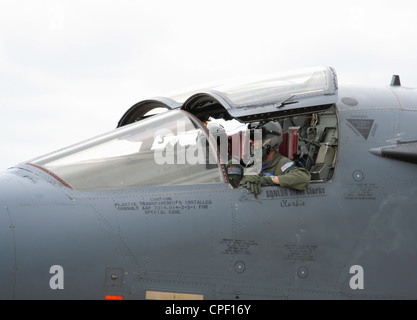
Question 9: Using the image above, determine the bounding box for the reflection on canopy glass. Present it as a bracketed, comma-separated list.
[30, 111, 223, 191]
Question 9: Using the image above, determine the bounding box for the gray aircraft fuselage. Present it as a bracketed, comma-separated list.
[1, 67, 417, 299]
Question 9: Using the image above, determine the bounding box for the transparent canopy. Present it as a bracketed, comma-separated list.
[170, 66, 336, 107]
[219, 67, 334, 107]
[29, 110, 224, 191]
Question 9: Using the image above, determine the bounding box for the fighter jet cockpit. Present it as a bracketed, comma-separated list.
[181, 66, 339, 184]
[212, 105, 339, 184]
[27, 67, 339, 192]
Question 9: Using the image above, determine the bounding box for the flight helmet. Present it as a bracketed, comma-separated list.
[260, 121, 283, 151]
[249, 121, 283, 160]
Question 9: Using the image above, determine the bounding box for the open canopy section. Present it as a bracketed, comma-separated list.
[29, 110, 224, 191]
[182, 66, 338, 122]
[118, 66, 338, 126]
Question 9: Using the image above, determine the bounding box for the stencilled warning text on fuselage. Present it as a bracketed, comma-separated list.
[115, 197, 212, 214]
[220, 239, 259, 255]
[284, 244, 318, 261]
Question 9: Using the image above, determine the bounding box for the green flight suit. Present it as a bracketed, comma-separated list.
[238, 152, 311, 194]
[261, 152, 311, 191]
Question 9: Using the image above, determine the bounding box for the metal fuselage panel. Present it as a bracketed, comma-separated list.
[0, 205, 15, 299]
[0, 170, 111, 299]
[333, 86, 417, 298]
[72, 183, 234, 299]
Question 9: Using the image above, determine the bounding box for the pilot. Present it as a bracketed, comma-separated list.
[238, 121, 311, 194]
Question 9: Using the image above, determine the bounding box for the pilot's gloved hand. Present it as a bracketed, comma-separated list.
[260, 175, 274, 186]
[239, 175, 262, 195]
[239, 175, 274, 195]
